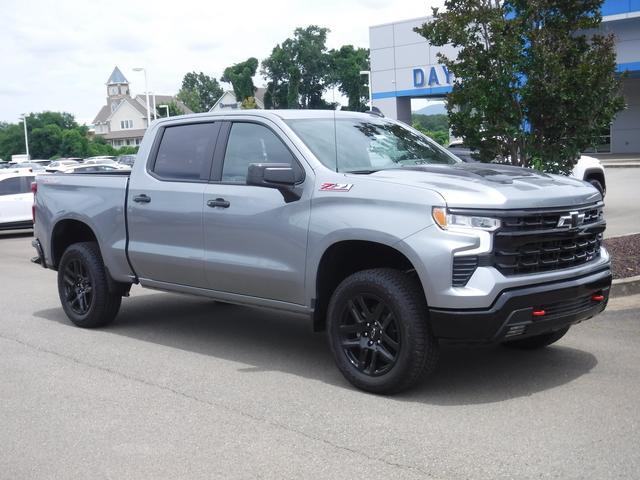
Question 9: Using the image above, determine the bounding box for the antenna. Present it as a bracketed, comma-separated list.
[333, 87, 339, 172]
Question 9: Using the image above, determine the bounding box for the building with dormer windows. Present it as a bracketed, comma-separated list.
[92, 67, 192, 148]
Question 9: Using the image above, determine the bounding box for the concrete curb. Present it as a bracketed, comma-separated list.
[611, 275, 640, 298]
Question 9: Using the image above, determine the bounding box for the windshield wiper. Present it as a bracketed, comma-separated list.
[344, 169, 380, 174]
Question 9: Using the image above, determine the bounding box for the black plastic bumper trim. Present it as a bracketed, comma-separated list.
[429, 271, 612, 343]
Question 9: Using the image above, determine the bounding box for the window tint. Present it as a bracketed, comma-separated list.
[153, 123, 217, 181]
[222, 123, 295, 183]
[0, 177, 23, 196]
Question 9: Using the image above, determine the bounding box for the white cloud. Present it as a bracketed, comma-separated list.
[0, 0, 444, 124]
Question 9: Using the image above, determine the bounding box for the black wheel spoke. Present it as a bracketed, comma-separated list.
[339, 323, 362, 334]
[338, 293, 400, 377]
[382, 333, 399, 351]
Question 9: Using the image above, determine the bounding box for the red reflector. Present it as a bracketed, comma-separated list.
[532, 309, 546, 317]
[591, 294, 604, 302]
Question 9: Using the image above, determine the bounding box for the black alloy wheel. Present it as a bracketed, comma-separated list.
[62, 258, 94, 315]
[327, 268, 439, 394]
[338, 294, 401, 377]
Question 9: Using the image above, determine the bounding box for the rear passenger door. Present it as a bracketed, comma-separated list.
[0, 176, 33, 225]
[127, 122, 219, 288]
[202, 120, 312, 305]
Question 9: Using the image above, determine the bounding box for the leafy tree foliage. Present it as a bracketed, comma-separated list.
[411, 122, 449, 146]
[415, 0, 624, 173]
[412, 113, 449, 132]
[329, 45, 370, 111]
[261, 26, 333, 109]
[241, 96, 258, 109]
[221, 58, 259, 103]
[0, 111, 137, 161]
[176, 72, 223, 112]
[156, 100, 186, 118]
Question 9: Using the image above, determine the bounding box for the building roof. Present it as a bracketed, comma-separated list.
[209, 88, 267, 111]
[134, 94, 194, 115]
[92, 104, 111, 124]
[103, 129, 146, 140]
[107, 66, 128, 85]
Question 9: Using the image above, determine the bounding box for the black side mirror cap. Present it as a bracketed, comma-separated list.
[247, 163, 304, 202]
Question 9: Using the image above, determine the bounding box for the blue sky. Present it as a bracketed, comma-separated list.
[0, 0, 445, 125]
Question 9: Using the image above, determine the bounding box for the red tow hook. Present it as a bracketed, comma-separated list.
[532, 309, 546, 317]
[591, 294, 605, 302]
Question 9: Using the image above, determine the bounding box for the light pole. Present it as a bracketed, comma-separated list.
[360, 70, 372, 109]
[158, 104, 170, 118]
[133, 67, 151, 127]
[151, 92, 157, 120]
[20, 114, 30, 158]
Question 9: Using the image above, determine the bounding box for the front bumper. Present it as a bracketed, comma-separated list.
[429, 268, 611, 343]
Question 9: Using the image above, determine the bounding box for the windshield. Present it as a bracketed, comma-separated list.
[285, 117, 460, 173]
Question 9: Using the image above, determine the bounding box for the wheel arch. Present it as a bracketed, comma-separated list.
[312, 239, 425, 332]
[51, 219, 99, 269]
[583, 168, 606, 193]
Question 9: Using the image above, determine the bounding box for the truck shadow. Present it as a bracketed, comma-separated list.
[34, 291, 598, 405]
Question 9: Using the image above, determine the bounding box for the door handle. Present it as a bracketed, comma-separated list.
[133, 194, 151, 203]
[207, 198, 230, 208]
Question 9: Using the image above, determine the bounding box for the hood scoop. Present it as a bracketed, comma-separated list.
[398, 163, 549, 184]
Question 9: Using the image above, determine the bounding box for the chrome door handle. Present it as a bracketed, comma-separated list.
[133, 194, 151, 203]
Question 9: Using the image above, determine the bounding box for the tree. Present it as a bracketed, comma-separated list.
[60, 129, 89, 158]
[261, 26, 333, 109]
[156, 100, 186, 118]
[0, 123, 26, 161]
[241, 97, 257, 109]
[221, 58, 259, 104]
[415, 0, 624, 173]
[329, 45, 370, 111]
[176, 72, 223, 112]
[30, 124, 63, 159]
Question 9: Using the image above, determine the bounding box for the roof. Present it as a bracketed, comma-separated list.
[107, 66, 128, 85]
[102, 129, 146, 140]
[92, 104, 111, 124]
[153, 110, 381, 126]
[209, 89, 267, 111]
[134, 94, 194, 115]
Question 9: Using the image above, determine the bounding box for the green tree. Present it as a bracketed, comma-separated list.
[176, 72, 223, 112]
[221, 57, 259, 104]
[241, 96, 258, 109]
[262, 26, 333, 109]
[0, 123, 26, 161]
[412, 113, 449, 132]
[411, 122, 449, 146]
[156, 100, 186, 118]
[30, 124, 63, 158]
[415, 0, 624, 173]
[60, 129, 89, 158]
[329, 45, 370, 111]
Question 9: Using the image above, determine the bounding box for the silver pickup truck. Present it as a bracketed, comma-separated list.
[32, 110, 611, 394]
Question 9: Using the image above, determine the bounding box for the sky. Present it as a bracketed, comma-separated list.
[0, 0, 445, 125]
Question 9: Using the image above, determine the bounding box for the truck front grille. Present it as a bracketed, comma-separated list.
[493, 204, 605, 276]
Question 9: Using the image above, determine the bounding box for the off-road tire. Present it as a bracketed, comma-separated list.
[57, 242, 122, 328]
[327, 268, 439, 394]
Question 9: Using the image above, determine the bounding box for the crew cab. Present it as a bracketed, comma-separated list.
[32, 111, 611, 394]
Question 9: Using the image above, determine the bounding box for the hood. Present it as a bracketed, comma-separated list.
[354, 163, 601, 209]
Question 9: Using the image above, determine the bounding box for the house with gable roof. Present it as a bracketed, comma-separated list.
[92, 67, 193, 148]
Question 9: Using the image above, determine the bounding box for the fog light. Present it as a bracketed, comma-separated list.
[532, 309, 546, 317]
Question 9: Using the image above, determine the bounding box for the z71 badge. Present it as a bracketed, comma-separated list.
[320, 182, 354, 192]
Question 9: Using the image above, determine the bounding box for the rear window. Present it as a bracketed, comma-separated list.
[0, 177, 25, 196]
[152, 123, 217, 181]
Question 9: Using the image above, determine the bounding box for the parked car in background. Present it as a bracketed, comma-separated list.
[45, 160, 80, 173]
[65, 165, 120, 174]
[82, 158, 129, 170]
[29, 159, 52, 167]
[14, 162, 46, 172]
[447, 140, 607, 195]
[0, 170, 35, 230]
[116, 155, 136, 167]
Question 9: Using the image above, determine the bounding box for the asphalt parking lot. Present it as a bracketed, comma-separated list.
[1, 231, 639, 479]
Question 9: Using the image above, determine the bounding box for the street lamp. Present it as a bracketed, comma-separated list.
[158, 104, 170, 118]
[133, 67, 151, 127]
[360, 70, 372, 109]
[20, 114, 30, 159]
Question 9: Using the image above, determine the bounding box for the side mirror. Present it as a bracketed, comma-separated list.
[247, 163, 303, 202]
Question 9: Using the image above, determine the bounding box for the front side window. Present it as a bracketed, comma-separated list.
[152, 123, 217, 181]
[0, 177, 23, 196]
[285, 117, 459, 173]
[222, 123, 295, 183]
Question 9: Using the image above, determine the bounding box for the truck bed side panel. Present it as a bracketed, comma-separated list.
[35, 174, 133, 282]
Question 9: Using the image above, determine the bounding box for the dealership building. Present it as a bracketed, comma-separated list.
[369, 0, 640, 154]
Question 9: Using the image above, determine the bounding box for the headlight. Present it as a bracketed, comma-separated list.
[432, 207, 500, 231]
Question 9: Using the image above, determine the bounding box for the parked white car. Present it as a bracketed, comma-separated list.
[45, 160, 80, 173]
[0, 170, 35, 230]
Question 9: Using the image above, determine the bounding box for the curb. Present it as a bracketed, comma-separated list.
[611, 275, 640, 298]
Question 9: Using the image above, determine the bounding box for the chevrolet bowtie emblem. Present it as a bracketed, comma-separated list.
[557, 211, 585, 228]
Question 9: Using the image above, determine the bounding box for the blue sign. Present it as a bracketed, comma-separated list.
[413, 65, 453, 88]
